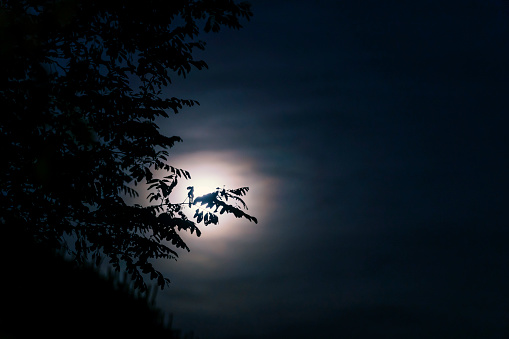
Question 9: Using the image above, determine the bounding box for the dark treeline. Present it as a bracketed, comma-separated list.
[1, 0, 254, 337]
[1, 227, 188, 339]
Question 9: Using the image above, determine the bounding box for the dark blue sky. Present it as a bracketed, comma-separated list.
[152, 1, 509, 338]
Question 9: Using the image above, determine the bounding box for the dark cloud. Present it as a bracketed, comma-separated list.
[155, 1, 509, 338]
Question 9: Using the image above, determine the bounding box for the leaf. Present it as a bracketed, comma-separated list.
[228, 187, 250, 196]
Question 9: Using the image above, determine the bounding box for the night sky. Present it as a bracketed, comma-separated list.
[148, 1, 509, 338]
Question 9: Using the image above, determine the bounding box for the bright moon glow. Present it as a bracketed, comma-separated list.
[148, 150, 279, 277]
[165, 151, 274, 241]
[170, 151, 252, 206]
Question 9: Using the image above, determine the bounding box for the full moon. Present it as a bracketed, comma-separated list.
[165, 150, 273, 243]
[152, 150, 277, 273]
[170, 151, 253, 205]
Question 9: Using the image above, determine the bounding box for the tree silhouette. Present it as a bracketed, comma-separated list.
[0, 0, 255, 291]
[1, 232, 186, 338]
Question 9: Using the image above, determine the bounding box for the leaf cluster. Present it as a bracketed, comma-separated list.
[193, 187, 258, 224]
[0, 0, 253, 291]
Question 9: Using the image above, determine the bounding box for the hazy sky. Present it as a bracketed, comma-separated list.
[151, 1, 509, 338]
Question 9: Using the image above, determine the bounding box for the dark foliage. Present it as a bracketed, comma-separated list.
[1, 227, 185, 339]
[0, 0, 255, 292]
